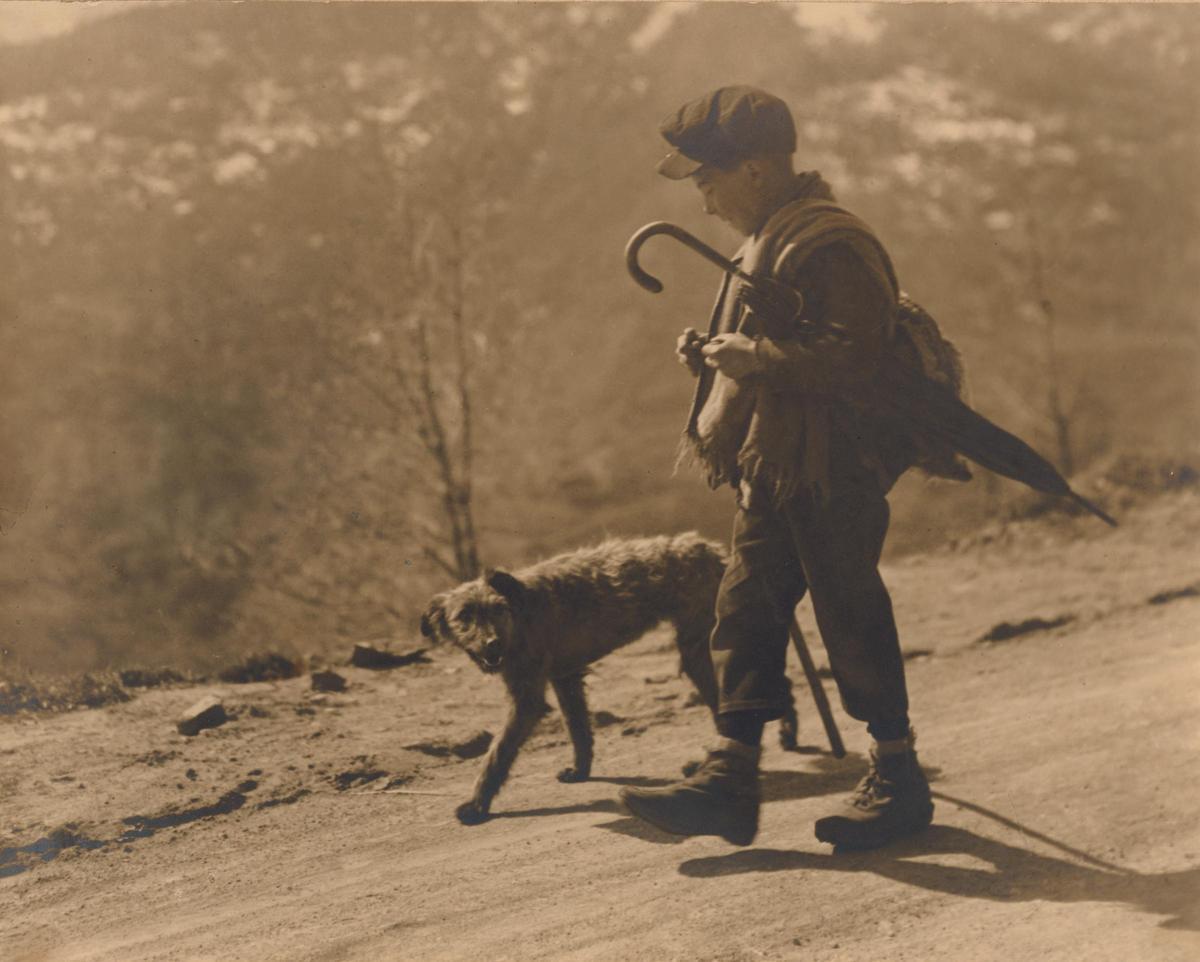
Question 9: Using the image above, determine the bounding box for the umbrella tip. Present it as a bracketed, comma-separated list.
[1072, 492, 1118, 527]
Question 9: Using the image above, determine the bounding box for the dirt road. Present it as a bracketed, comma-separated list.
[3, 491, 1199, 962]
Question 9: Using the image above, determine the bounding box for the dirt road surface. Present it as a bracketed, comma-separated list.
[3, 491, 1199, 962]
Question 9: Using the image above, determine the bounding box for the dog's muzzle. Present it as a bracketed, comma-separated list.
[480, 639, 504, 669]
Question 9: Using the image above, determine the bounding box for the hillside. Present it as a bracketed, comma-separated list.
[2, 3, 1198, 674]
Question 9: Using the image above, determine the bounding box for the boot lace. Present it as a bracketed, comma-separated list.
[850, 757, 887, 810]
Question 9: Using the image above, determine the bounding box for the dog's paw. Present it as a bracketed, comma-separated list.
[455, 800, 490, 825]
[556, 766, 590, 783]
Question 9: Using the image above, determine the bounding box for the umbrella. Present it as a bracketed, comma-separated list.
[625, 221, 1116, 527]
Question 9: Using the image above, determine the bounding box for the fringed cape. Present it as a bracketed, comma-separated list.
[681, 173, 919, 500]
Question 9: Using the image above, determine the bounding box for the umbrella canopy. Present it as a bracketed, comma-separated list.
[870, 359, 1116, 526]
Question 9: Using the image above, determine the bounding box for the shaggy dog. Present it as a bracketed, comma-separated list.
[420, 533, 800, 824]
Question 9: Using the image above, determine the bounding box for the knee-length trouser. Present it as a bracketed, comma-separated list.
[711, 476, 909, 729]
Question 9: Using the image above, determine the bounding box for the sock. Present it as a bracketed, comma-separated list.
[716, 710, 769, 748]
[867, 716, 912, 745]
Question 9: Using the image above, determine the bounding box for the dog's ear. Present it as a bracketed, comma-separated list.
[485, 569, 526, 607]
[420, 597, 445, 641]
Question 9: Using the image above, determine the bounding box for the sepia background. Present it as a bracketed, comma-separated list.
[2, 1, 1197, 677]
[3, 6, 1200, 961]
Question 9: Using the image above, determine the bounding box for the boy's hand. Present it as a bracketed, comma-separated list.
[701, 332, 761, 380]
[676, 328, 709, 377]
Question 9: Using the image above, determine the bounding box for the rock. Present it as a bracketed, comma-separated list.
[333, 768, 386, 791]
[978, 614, 1074, 644]
[1147, 584, 1200, 605]
[591, 709, 624, 728]
[404, 740, 452, 758]
[134, 749, 180, 767]
[256, 788, 310, 809]
[643, 673, 673, 685]
[349, 643, 430, 670]
[176, 696, 227, 736]
[310, 670, 347, 693]
[404, 730, 493, 760]
[217, 652, 302, 684]
[75, 674, 132, 709]
[450, 730, 493, 760]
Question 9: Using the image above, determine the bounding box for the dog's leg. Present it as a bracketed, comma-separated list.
[778, 674, 800, 751]
[674, 617, 719, 719]
[674, 617, 722, 778]
[457, 687, 548, 825]
[551, 673, 593, 783]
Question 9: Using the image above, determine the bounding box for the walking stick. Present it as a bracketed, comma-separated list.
[789, 614, 846, 758]
[626, 221, 848, 756]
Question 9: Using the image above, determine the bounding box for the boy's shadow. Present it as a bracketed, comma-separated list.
[677, 796, 1200, 932]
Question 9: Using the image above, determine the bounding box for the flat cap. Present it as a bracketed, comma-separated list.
[657, 85, 797, 179]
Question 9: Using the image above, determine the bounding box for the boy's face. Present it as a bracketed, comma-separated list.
[691, 161, 764, 237]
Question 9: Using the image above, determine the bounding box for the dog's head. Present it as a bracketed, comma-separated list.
[419, 569, 526, 674]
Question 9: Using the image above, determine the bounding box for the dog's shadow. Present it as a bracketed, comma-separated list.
[493, 773, 673, 826]
[495, 796, 692, 847]
[494, 798, 625, 820]
[587, 775, 675, 788]
[494, 774, 669, 817]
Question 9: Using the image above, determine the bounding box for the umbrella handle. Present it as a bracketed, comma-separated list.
[625, 221, 754, 294]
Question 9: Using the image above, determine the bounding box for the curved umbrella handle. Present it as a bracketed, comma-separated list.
[624, 221, 754, 294]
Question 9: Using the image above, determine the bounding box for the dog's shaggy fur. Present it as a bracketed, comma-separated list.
[421, 532, 799, 824]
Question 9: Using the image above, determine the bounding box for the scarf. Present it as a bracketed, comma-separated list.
[680, 172, 900, 502]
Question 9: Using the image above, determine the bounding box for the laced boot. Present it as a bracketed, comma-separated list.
[619, 739, 761, 846]
[814, 731, 933, 850]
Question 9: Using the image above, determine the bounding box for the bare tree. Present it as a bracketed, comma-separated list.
[407, 214, 482, 581]
[1025, 212, 1076, 478]
[296, 191, 494, 587]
